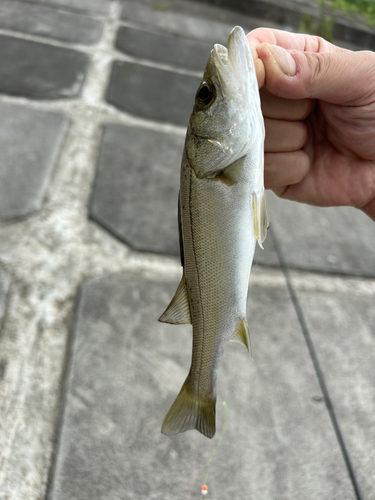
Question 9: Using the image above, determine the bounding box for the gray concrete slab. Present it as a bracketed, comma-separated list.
[0, 35, 89, 99]
[90, 124, 184, 254]
[0, 102, 68, 222]
[254, 229, 280, 267]
[193, 0, 375, 50]
[115, 25, 211, 72]
[107, 61, 200, 125]
[0, 268, 11, 332]
[293, 287, 375, 500]
[0, 268, 11, 383]
[29, 0, 111, 15]
[254, 191, 280, 267]
[0, 0, 103, 45]
[49, 274, 355, 500]
[122, 0, 283, 38]
[121, 0, 234, 45]
[269, 194, 375, 277]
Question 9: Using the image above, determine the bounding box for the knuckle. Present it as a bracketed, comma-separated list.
[304, 52, 331, 97]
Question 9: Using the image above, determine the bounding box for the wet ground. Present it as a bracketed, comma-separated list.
[0, 1, 374, 499]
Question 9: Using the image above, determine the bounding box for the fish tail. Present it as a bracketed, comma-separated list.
[161, 377, 216, 439]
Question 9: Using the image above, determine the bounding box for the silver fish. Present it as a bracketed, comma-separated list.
[159, 26, 268, 439]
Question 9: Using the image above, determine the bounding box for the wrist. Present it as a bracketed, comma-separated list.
[361, 197, 375, 222]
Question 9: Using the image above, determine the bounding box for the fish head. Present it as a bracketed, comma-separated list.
[186, 26, 264, 178]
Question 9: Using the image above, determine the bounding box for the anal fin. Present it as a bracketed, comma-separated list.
[158, 274, 191, 325]
[230, 318, 251, 356]
[252, 188, 269, 249]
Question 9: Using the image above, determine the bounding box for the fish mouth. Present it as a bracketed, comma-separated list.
[212, 43, 228, 66]
[210, 43, 228, 93]
[228, 26, 248, 54]
[227, 26, 251, 78]
[210, 27, 251, 88]
[211, 27, 248, 67]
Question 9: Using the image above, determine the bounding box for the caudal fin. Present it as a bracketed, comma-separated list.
[161, 378, 216, 439]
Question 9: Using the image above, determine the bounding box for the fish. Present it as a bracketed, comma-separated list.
[159, 26, 268, 439]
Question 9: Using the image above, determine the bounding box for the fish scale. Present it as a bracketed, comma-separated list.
[159, 26, 268, 438]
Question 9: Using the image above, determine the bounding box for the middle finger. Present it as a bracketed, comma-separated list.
[261, 88, 315, 120]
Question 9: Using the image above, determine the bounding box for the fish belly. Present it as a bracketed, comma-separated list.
[180, 160, 255, 398]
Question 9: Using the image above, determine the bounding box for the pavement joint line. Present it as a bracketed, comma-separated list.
[42, 269, 178, 499]
[256, 261, 375, 281]
[80, 0, 122, 105]
[18, 0, 110, 20]
[0, 25, 203, 79]
[116, 16, 234, 43]
[111, 48, 204, 77]
[288, 270, 375, 297]
[0, 274, 11, 338]
[270, 226, 364, 500]
[0, 92, 187, 137]
[0, 26, 100, 53]
[251, 265, 375, 296]
[44, 280, 85, 500]
[0, 287, 46, 488]
[116, 17, 211, 38]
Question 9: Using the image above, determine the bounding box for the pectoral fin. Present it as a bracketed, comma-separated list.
[230, 318, 251, 356]
[217, 157, 244, 185]
[158, 274, 191, 325]
[252, 189, 269, 249]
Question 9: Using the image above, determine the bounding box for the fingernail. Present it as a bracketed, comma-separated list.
[267, 44, 296, 76]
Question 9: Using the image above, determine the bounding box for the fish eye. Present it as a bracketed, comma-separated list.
[195, 81, 216, 108]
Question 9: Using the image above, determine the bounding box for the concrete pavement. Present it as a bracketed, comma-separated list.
[0, 1, 374, 499]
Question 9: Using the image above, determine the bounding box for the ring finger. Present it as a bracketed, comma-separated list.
[264, 118, 307, 152]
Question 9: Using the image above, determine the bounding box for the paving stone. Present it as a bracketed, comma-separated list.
[107, 61, 200, 126]
[0, 268, 11, 382]
[294, 289, 375, 499]
[269, 194, 375, 277]
[121, 0, 234, 45]
[0, 35, 89, 99]
[30, 0, 111, 15]
[254, 228, 279, 267]
[0, 102, 68, 222]
[0, 1, 103, 45]
[90, 124, 184, 255]
[0, 268, 11, 332]
[90, 125, 280, 266]
[115, 25, 211, 72]
[49, 275, 354, 500]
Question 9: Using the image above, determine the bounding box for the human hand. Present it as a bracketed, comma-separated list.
[246, 28, 375, 221]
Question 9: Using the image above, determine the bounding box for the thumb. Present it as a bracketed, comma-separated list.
[257, 43, 375, 106]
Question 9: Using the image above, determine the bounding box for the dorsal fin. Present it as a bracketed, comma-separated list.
[230, 318, 251, 356]
[178, 191, 184, 267]
[158, 274, 191, 325]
